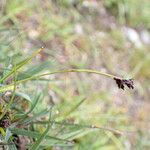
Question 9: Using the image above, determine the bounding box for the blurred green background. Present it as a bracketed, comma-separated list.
[0, 0, 149, 149]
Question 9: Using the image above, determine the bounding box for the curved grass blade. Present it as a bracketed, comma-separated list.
[18, 108, 49, 125]
[0, 47, 43, 83]
[17, 60, 56, 81]
[9, 128, 69, 143]
[15, 91, 32, 103]
[0, 64, 17, 120]
[14, 94, 41, 121]
[29, 107, 53, 150]
[62, 98, 86, 119]
[35, 121, 126, 135]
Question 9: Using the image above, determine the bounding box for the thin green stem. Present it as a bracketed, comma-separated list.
[39, 69, 118, 78]
[17, 69, 121, 84]
[33, 120, 130, 135]
[0, 69, 121, 93]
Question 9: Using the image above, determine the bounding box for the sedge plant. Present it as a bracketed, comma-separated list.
[0, 48, 134, 149]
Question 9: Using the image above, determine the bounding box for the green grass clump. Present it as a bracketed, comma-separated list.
[0, 48, 133, 149]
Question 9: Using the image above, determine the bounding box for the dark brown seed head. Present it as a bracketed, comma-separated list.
[114, 78, 134, 90]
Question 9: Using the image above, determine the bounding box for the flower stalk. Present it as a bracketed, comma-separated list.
[16, 69, 121, 84]
[0, 69, 134, 93]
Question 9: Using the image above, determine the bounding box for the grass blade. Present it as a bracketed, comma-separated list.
[63, 98, 86, 119]
[10, 128, 68, 142]
[0, 64, 17, 120]
[29, 107, 53, 150]
[0, 47, 43, 83]
[15, 91, 32, 103]
[18, 108, 49, 125]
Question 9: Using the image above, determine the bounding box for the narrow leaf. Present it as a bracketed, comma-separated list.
[30, 107, 53, 150]
[0, 47, 43, 82]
